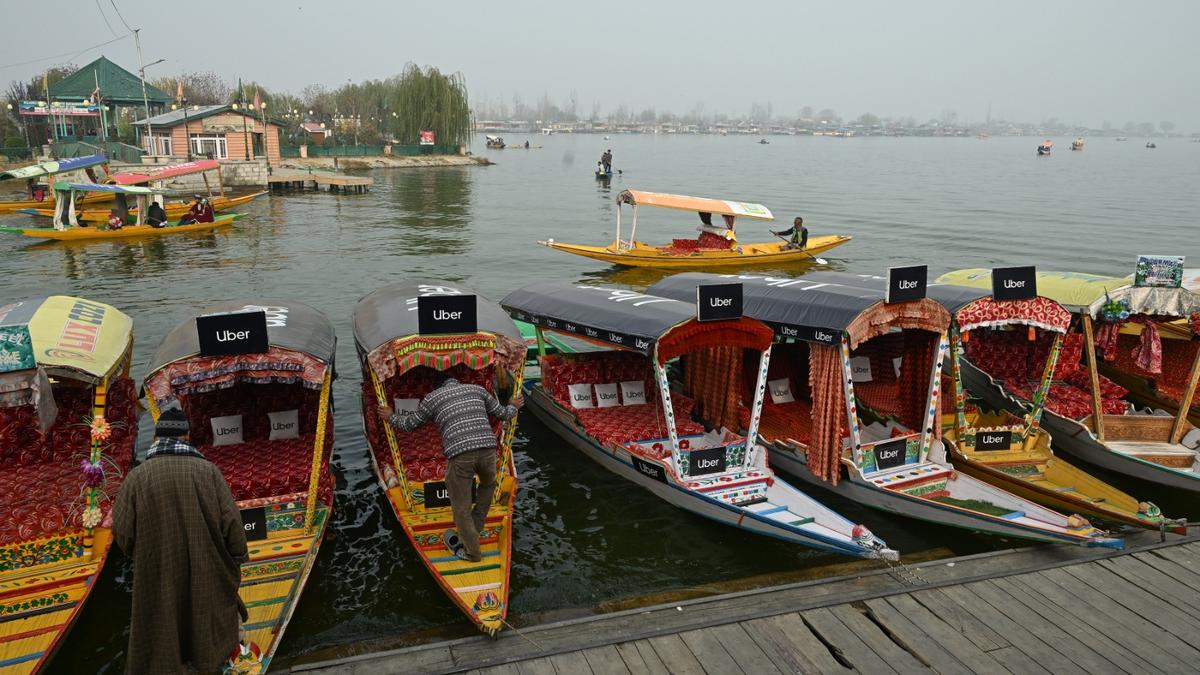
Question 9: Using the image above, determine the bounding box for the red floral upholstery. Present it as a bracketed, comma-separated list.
[1111, 333, 1199, 407]
[0, 378, 137, 545]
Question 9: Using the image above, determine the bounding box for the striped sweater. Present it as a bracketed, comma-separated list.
[389, 381, 518, 459]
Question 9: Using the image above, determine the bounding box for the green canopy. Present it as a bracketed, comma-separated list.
[48, 56, 170, 106]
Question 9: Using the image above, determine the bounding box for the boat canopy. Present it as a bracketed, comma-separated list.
[501, 282, 774, 360]
[805, 272, 1072, 334]
[648, 272, 950, 348]
[53, 182, 159, 195]
[0, 295, 133, 383]
[938, 268, 1200, 319]
[616, 189, 774, 221]
[354, 280, 522, 354]
[107, 159, 221, 185]
[0, 154, 108, 181]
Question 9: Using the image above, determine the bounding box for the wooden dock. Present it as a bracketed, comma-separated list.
[290, 527, 1200, 674]
[268, 169, 372, 194]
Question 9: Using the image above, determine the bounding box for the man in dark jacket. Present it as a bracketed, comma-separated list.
[378, 377, 522, 562]
[774, 216, 808, 250]
[113, 407, 248, 674]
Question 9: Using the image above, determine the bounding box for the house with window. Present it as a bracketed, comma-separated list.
[300, 122, 331, 145]
[135, 104, 282, 166]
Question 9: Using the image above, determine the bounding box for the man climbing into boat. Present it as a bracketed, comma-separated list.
[600, 148, 613, 173]
[773, 216, 808, 250]
[112, 407, 249, 675]
[378, 376, 523, 562]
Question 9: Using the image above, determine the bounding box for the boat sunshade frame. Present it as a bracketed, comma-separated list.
[616, 189, 774, 221]
[0, 154, 108, 181]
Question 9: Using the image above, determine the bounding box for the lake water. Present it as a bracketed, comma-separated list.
[2, 134, 1196, 672]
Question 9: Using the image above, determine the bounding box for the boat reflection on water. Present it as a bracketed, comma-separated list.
[580, 258, 848, 290]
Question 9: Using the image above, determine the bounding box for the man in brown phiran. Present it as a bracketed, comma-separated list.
[113, 406, 248, 674]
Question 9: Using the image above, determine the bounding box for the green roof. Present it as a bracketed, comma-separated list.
[49, 56, 171, 106]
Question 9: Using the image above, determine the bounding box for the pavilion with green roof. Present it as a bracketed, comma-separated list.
[33, 56, 171, 143]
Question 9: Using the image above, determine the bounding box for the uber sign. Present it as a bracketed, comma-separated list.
[418, 295, 477, 335]
[197, 311, 269, 357]
[240, 507, 268, 542]
[873, 438, 907, 471]
[688, 446, 727, 476]
[423, 479, 477, 508]
[976, 430, 1012, 451]
[696, 283, 743, 322]
[631, 456, 667, 483]
[992, 266, 1037, 301]
[886, 265, 928, 304]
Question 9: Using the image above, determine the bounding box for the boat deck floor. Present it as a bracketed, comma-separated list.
[290, 528, 1200, 674]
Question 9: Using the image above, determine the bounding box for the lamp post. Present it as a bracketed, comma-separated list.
[135, 44, 165, 153]
[181, 98, 192, 160]
[233, 100, 250, 161]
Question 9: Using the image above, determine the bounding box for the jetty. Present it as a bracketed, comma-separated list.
[268, 169, 372, 194]
[291, 526, 1200, 674]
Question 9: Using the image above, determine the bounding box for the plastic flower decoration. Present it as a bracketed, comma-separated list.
[81, 458, 105, 487]
[1098, 292, 1130, 323]
[90, 415, 112, 442]
[82, 505, 103, 529]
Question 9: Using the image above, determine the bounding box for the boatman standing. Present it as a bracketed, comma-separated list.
[113, 407, 249, 674]
[600, 148, 613, 173]
[378, 376, 522, 562]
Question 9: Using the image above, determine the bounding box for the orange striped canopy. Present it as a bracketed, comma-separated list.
[617, 189, 774, 221]
[107, 159, 221, 185]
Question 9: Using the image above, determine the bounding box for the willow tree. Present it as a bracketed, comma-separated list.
[387, 64, 472, 148]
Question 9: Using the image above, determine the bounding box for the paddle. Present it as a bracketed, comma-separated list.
[771, 231, 827, 265]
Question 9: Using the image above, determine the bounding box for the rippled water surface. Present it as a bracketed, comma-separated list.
[3, 135, 1196, 672]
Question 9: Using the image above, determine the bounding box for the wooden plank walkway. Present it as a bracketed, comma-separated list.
[268, 169, 371, 193]
[291, 528, 1200, 674]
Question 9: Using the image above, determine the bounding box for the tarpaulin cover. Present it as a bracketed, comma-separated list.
[149, 299, 336, 373]
[502, 282, 695, 355]
[0, 154, 108, 181]
[354, 280, 522, 353]
[0, 296, 132, 380]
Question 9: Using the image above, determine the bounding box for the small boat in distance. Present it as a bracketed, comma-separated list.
[1116, 137, 1128, 141]
[1071, 137, 1084, 151]
[759, 138, 770, 144]
[1037, 140, 1053, 155]
[485, 135, 505, 149]
[539, 189, 851, 268]
[1146, 141, 1157, 148]
[505, 282, 897, 560]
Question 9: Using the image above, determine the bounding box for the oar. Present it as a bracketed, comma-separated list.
[771, 231, 828, 264]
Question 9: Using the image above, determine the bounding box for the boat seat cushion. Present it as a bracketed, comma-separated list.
[741, 400, 815, 445]
[0, 460, 93, 544]
[202, 433, 333, 504]
[574, 393, 702, 447]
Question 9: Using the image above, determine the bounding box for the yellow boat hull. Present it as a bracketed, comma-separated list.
[0, 193, 111, 213]
[942, 412, 1169, 530]
[232, 500, 330, 675]
[0, 529, 113, 675]
[540, 235, 851, 268]
[2, 214, 239, 241]
[20, 192, 266, 223]
[381, 475, 515, 636]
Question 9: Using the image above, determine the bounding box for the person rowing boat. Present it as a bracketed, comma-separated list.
[772, 216, 808, 250]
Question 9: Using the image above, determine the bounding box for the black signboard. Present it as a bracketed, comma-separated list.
[886, 265, 928, 304]
[631, 456, 668, 483]
[992, 266, 1038, 301]
[975, 430, 1012, 451]
[197, 311, 269, 357]
[423, 479, 477, 508]
[872, 438, 907, 471]
[240, 507, 268, 542]
[418, 295, 477, 335]
[688, 446, 727, 476]
[696, 283, 743, 322]
[773, 322, 840, 345]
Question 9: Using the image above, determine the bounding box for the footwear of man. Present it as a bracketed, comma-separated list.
[443, 529, 468, 559]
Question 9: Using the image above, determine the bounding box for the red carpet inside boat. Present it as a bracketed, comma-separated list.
[1110, 333, 1199, 407]
[0, 378, 137, 545]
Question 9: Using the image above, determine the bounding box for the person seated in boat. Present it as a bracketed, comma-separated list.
[146, 200, 167, 228]
[107, 208, 125, 230]
[112, 407, 249, 675]
[179, 195, 214, 224]
[773, 216, 808, 250]
[601, 149, 613, 173]
[697, 212, 736, 249]
[377, 376, 524, 563]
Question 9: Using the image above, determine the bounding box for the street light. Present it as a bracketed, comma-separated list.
[181, 97, 192, 160]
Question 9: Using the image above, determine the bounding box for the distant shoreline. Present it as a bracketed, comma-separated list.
[281, 155, 491, 171]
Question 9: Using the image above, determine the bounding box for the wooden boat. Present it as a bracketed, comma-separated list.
[0, 182, 241, 241]
[1071, 137, 1085, 151]
[595, 169, 613, 180]
[1037, 140, 1053, 155]
[938, 268, 1200, 493]
[921, 274, 1174, 530]
[503, 282, 898, 560]
[18, 191, 264, 223]
[0, 154, 111, 212]
[144, 301, 337, 674]
[647, 272, 1123, 549]
[0, 296, 138, 674]
[539, 189, 851, 268]
[354, 281, 525, 636]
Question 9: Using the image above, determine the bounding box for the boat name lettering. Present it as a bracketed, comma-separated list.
[215, 425, 241, 436]
[711, 297, 731, 306]
[872, 438, 907, 471]
[598, 390, 618, 402]
[634, 338, 650, 350]
[564, 322, 576, 332]
[608, 332, 624, 344]
[432, 310, 462, 320]
[688, 447, 727, 476]
[631, 456, 667, 483]
[216, 329, 250, 342]
[976, 430, 1012, 451]
[584, 327, 599, 337]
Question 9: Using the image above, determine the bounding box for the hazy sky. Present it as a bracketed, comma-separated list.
[3, 0, 1197, 129]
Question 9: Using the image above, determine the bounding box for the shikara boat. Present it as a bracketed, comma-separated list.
[503, 281, 897, 560]
[0, 182, 239, 241]
[539, 189, 851, 268]
[939, 268, 1200, 493]
[648, 272, 1123, 548]
[0, 296, 138, 674]
[0, 154, 110, 212]
[354, 281, 526, 636]
[17, 159, 266, 223]
[921, 274, 1172, 530]
[144, 301, 336, 674]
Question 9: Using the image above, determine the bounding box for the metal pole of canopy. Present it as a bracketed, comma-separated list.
[1170, 343, 1200, 444]
[1081, 315, 1105, 441]
[743, 345, 772, 468]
